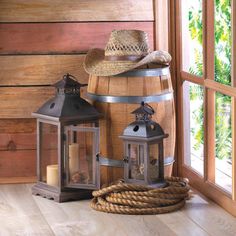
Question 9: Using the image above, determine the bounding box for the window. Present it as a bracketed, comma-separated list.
[175, 0, 236, 215]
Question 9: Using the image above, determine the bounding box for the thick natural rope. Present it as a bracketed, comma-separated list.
[107, 193, 181, 205]
[91, 176, 190, 215]
[92, 183, 152, 197]
[116, 191, 188, 199]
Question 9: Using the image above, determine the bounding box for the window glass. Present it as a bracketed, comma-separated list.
[215, 92, 232, 193]
[182, 0, 203, 76]
[129, 144, 145, 180]
[40, 122, 58, 186]
[183, 81, 204, 175]
[67, 130, 95, 185]
[214, 0, 232, 85]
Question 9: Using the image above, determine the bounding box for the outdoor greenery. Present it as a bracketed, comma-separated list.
[188, 0, 232, 160]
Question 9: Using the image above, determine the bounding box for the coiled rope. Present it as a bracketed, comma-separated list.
[91, 176, 190, 215]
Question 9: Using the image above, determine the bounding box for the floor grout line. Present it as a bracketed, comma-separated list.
[180, 209, 212, 236]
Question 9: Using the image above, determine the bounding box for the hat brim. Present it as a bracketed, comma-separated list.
[83, 48, 172, 76]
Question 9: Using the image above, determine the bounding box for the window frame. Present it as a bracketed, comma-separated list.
[173, 0, 236, 216]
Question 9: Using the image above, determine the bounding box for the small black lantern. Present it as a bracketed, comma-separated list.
[119, 102, 168, 187]
[32, 74, 102, 202]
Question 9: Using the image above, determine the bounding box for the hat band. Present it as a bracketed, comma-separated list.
[104, 55, 145, 62]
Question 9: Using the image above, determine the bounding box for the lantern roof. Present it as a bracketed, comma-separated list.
[32, 74, 102, 122]
[120, 120, 167, 140]
[120, 102, 168, 140]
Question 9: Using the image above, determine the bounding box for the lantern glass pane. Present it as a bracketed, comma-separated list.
[65, 124, 98, 187]
[39, 122, 58, 187]
[128, 144, 145, 180]
[148, 143, 159, 182]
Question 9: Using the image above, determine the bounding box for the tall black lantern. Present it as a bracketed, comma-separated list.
[119, 102, 168, 187]
[32, 74, 102, 202]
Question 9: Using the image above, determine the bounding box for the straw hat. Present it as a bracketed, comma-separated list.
[83, 30, 172, 76]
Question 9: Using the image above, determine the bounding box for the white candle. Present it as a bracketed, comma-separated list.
[46, 164, 58, 187]
[69, 143, 79, 175]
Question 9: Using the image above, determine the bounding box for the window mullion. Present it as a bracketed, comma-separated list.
[203, 0, 215, 182]
[231, 101, 236, 200]
[231, 0, 236, 201]
[175, 0, 184, 176]
[204, 0, 215, 79]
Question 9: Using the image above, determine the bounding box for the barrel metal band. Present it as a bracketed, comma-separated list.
[98, 156, 174, 168]
[99, 156, 124, 168]
[113, 67, 170, 77]
[87, 92, 173, 104]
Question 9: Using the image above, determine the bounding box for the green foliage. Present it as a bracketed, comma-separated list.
[188, 0, 232, 160]
[214, 0, 231, 86]
[215, 94, 232, 159]
[188, 4, 203, 77]
[189, 84, 204, 151]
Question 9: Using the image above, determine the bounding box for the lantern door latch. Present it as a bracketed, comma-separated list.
[96, 153, 100, 161]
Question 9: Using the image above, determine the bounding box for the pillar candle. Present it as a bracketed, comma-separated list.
[69, 143, 79, 175]
[46, 164, 59, 187]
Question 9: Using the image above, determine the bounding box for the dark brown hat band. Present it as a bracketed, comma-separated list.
[104, 55, 145, 62]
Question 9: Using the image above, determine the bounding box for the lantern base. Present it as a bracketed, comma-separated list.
[32, 183, 92, 202]
[149, 181, 168, 188]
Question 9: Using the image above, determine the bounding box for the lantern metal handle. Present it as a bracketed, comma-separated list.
[141, 102, 155, 114]
[63, 73, 88, 87]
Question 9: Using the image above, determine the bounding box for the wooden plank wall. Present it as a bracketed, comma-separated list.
[0, 0, 160, 183]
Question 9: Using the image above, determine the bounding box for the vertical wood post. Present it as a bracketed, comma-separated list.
[203, 0, 215, 182]
[231, 0, 236, 201]
[154, 0, 169, 51]
[174, 0, 184, 176]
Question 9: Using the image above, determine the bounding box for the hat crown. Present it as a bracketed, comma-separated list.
[105, 30, 150, 56]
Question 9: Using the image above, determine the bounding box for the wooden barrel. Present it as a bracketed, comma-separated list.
[87, 66, 175, 184]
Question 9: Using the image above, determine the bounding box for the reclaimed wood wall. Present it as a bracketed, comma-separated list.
[0, 0, 169, 183]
